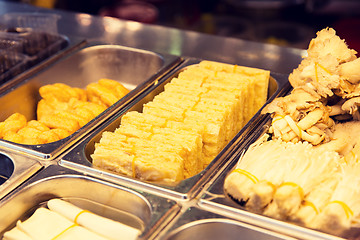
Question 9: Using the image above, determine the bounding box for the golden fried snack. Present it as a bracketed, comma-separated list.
[37, 130, 62, 144]
[39, 114, 80, 133]
[48, 128, 71, 139]
[37, 98, 69, 120]
[1, 118, 69, 144]
[26, 120, 50, 132]
[0, 113, 27, 138]
[67, 98, 106, 119]
[86, 78, 130, 107]
[3, 131, 24, 144]
[17, 127, 44, 145]
[39, 83, 87, 102]
[1, 79, 129, 145]
[98, 78, 130, 98]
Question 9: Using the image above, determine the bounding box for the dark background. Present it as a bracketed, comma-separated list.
[2, 0, 360, 51]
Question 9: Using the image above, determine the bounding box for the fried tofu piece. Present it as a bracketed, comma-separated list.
[0, 113, 27, 138]
[3, 131, 24, 144]
[39, 114, 80, 133]
[87, 79, 130, 107]
[39, 83, 87, 102]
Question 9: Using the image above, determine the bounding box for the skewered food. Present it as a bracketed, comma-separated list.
[0, 79, 129, 145]
[91, 60, 270, 183]
[225, 27, 360, 237]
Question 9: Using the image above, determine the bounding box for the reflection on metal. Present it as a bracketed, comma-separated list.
[76, 13, 93, 27]
[169, 30, 183, 56]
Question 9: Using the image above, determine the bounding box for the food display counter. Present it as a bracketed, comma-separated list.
[1, 1, 353, 240]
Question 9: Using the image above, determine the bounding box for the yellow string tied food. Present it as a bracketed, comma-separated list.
[74, 209, 91, 224]
[327, 200, 354, 219]
[265, 180, 277, 193]
[279, 182, 305, 200]
[303, 200, 319, 214]
[52, 223, 78, 240]
[232, 169, 259, 184]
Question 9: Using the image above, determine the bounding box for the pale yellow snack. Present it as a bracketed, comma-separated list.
[92, 61, 269, 183]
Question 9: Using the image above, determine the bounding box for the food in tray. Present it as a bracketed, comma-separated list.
[224, 27, 360, 236]
[91, 60, 270, 183]
[0, 79, 129, 145]
[3, 198, 140, 240]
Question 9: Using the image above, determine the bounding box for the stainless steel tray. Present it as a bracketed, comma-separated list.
[0, 44, 181, 159]
[158, 206, 296, 240]
[59, 58, 291, 200]
[197, 117, 346, 240]
[0, 165, 181, 240]
[0, 148, 42, 201]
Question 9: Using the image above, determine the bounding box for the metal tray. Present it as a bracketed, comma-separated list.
[59, 58, 291, 200]
[0, 165, 181, 240]
[0, 28, 71, 85]
[0, 149, 42, 201]
[0, 44, 181, 159]
[158, 206, 296, 240]
[197, 117, 347, 240]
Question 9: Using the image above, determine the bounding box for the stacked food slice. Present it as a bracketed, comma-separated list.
[92, 60, 270, 183]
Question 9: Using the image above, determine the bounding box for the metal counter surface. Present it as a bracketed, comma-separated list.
[0, 1, 305, 74]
